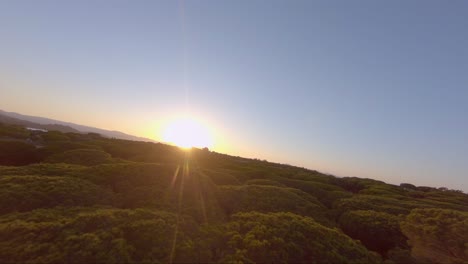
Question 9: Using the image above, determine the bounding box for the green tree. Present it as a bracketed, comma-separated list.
[45, 149, 112, 166]
[400, 208, 468, 263]
[218, 185, 331, 226]
[221, 212, 381, 263]
[0, 123, 30, 138]
[0, 141, 40, 165]
[339, 210, 407, 256]
[0, 176, 113, 214]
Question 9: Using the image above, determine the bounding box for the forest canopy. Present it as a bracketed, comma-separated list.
[0, 123, 467, 263]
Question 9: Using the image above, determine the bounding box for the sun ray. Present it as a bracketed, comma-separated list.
[169, 153, 190, 263]
[170, 165, 180, 189]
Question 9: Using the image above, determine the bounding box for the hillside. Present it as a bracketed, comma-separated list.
[0, 110, 155, 142]
[0, 122, 467, 263]
[0, 112, 80, 133]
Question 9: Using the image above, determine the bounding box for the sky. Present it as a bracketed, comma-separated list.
[1, 0, 467, 191]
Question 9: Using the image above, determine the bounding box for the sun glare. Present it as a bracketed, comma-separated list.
[161, 118, 214, 149]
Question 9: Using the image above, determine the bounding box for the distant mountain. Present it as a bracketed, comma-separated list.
[0, 110, 155, 142]
[0, 112, 80, 133]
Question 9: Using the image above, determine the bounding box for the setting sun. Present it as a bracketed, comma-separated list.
[161, 117, 214, 149]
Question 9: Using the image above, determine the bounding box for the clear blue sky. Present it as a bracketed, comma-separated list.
[1, 0, 467, 191]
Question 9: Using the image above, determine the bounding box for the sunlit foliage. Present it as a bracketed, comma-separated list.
[0, 208, 197, 263]
[401, 208, 468, 263]
[219, 185, 330, 225]
[221, 212, 381, 263]
[339, 210, 406, 256]
[0, 176, 113, 214]
[45, 149, 112, 166]
[0, 122, 466, 263]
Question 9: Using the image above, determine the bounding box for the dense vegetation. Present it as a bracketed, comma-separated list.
[0, 122, 467, 263]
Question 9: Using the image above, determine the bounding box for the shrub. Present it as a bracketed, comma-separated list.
[401, 208, 468, 263]
[46, 149, 112, 166]
[221, 212, 381, 263]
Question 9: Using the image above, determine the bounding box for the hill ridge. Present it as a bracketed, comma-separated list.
[0, 109, 155, 142]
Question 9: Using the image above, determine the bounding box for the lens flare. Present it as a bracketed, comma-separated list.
[161, 117, 213, 149]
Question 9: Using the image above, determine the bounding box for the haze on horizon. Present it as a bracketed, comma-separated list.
[0, 0, 467, 191]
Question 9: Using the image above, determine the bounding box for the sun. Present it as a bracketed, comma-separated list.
[161, 117, 214, 149]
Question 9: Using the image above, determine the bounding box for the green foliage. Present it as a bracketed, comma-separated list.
[218, 185, 331, 226]
[245, 179, 286, 187]
[400, 183, 417, 190]
[72, 163, 177, 210]
[201, 168, 242, 185]
[419, 188, 468, 209]
[0, 123, 30, 138]
[221, 212, 381, 263]
[42, 131, 70, 142]
[359, 184, 408, 197]
[339, 197, 411, 218]
[0, 163, 86, 177]
[0, 141, 41, 165]
[1, 124, 467, 263]
[339, 210, 407, 256]
[45, 149, 112, 166]
[334, 192, 468, 218]
[331, 177, 386, 193]
[74, 163, 174, 189]
[0, 208, 197, 263]
[384, 247, 417, 264]
[40, 141, 103, 155]
[0, 176, 113, 214]
[96, 139, 183, 163]
[400, 208, 468, 263]
[274, 176, 352, 207]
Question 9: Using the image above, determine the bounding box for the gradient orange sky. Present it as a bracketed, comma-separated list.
[1, 0, 467, 191]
